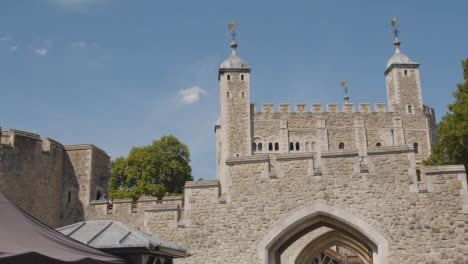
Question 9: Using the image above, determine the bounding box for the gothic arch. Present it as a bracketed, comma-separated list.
[257, 203, 388, 264]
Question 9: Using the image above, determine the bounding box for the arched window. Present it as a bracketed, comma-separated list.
[416, 169, 421, 182]
[227, 92, 230, 99]
[67, 191, 71, 203]
[408, 105, 413, 113]
[241, 92, 245, 98]
[404, 70, 408, 76]
[376, 142, 382, 147]
[338, 142, 345, 150]
[413, 143, 419, 154]
[289, 142, 294, 151]
[252, 143, 257, 152]
[241, 74, 244, 80]
[275, 142, 279, 151]
[305, 142, 310, 151]
[227, 74, 230, 80]
[96, 190, 102, 200]
[268, 142, 273, 151]
[296, 142, 300, 151]
[258, 143, 263, 151]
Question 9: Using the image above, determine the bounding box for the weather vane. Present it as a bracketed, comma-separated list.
[342, 80, 349, 104]
[227, 20, 240, 42]
[390, 17, 400, 40]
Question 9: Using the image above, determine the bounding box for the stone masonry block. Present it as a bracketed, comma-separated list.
[359, 104, 371, 113]
[311, 104, 323, 113]
[279, 104, 291, 113]
[251, 104, 257, 113]
[295, 104, 307, 113]
[343, 104, 355, 113]
[261, 104, 274, 113]
[327, 104, 339, 113]
[375, 103, 387, 112]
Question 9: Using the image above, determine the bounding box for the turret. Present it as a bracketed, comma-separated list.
[385, 22, 422, 113]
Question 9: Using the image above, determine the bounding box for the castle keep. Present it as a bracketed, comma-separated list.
[1, 26, 468, 263]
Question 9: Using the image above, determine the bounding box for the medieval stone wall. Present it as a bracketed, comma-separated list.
[87, 146, 468, 263]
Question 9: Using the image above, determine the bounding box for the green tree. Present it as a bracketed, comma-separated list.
[109, 135, 192, 200]
[424, 59, 468, 168]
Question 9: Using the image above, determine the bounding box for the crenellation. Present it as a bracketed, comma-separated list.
[295, 104, 307, 113]
[327, 104, 339, 112]
[261, 104, 274, 113]
[359, 103, 371, 113]
[375, 103, 387, 112]
[311, 104, 322, 113]
[251, 103, 257, 113]
[343, 103, 355, 113]
[279, 104, 291, 113]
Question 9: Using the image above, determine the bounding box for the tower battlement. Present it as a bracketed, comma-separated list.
[252, 103, 389, 113]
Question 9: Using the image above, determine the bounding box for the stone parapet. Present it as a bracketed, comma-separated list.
[276, 152, 314, 161]
[226, 155, 269, 165]
[253, 103, 389, 113]
[64, 144, 109, 157]
[185, 180, 220, 189]
[424, 165, 466, 175]
[145, 203, 179, 212]
[321, 149, 359, 158]
[367, 145, 413, 155]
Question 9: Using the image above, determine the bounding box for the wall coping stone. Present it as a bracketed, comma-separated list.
[226, 155, 269, 165]
[185, 180, 220, 189]
[162, 196, 183, 201]
[367, 145, 413, 155]
[89, 200, 108, 205]
[44, 138, 65, 149]
[9, 129, 41, 141]
[64, 144, 109, 157]
[137, 197, 159, 202]
[321, 149, 359, 158]
[112, 198, 133, 204]
[145, 203, 179, 212]
[276, 152, 314, 161]
[424, 165, 466, 175]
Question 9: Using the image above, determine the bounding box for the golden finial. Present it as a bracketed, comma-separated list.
[342, 80, 349, 104]
[228, 20, 240, 42]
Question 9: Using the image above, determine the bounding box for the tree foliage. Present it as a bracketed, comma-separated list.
[424, 59, 468, 168]
[109, 135, 192, 200]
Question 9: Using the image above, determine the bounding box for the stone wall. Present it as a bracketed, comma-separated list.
[86, 146, 468, 263]
[0, 130, 64, 228]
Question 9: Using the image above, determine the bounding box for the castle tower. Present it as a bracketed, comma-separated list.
[216, 38, 251, 193]
[385, 28, 423, 113]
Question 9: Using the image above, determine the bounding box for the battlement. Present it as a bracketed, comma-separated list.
[252, 103, 388, 113]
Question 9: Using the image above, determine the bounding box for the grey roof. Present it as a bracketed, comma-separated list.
[386, 42, 418, 68]
[220, 41, 250, 69]
[56, 220, 188, 258]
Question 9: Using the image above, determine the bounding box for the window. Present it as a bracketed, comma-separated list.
[227, 74, 230, 80]
[289, 142, 294, 151]
[96, 190, 102, 200]
[305, 142, 310, 151]
[227, 92, 230, 99]
[413, 143, 419, 154]
[408, 105, 413, 113]
[67, 191, 71, 203]
[268, 143, 273, 151]
[275, 142, 279, 151]
[416, 169, 422, 182]
[252, 143, 257, 152]
[241, 92, 245, 98]
[338, 142, 345, 150]
[241, 74, 244, 80]
[376, 142, 382, 147]
[404, 70, 408, 76]
[295, 142, 300, 151]
[258, 143, 263, 151]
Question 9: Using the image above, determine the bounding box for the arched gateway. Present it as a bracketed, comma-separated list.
[257, 203, 389, 264]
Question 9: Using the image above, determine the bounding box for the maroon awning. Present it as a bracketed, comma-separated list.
[0, 192, 126, 264]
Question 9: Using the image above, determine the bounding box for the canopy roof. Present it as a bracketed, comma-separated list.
[57, 220, 188, 259]
[0, 192, 126, 264]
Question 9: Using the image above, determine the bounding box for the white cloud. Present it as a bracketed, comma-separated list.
[178, 86, 207, 104]
[72, 41, 88, 48]
[35, 48, 48, 56]
[10, 46, 17, 52]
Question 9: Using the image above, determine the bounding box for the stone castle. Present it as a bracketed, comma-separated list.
[1, 28, 468, 263]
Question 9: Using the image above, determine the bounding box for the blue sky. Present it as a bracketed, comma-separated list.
[1, 0, 467, 180]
